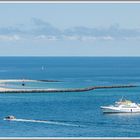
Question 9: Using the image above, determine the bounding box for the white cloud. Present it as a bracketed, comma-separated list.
[63, 35, 114, 41]
[0, 35, 21, 41]
[123, 36, 140, 40]
[35, 35, 58, 41]
[1, 19, 140, 42]
[63, 35, 80, 41]
[100, 36, 114, 40]
[80, 36, 97, 41]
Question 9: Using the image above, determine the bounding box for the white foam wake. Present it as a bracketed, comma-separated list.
[4, 118, 80, 127]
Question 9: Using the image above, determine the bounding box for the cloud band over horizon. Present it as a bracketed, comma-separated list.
[0, 18, 140, 42]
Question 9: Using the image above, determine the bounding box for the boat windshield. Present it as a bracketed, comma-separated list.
[115, 99, 132, 106]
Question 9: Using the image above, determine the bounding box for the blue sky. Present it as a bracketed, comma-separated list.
[0, 3, 140, 56]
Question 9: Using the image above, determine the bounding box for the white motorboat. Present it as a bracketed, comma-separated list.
[101, 99, 140, 113]
[4, 115, 16, 120]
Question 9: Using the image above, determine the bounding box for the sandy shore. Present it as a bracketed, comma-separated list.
[0, 79, 59, 92]
[0, 87, 59, 92]
[0, 79, 60, 83]
[0, 87, 15, 91]
[0, 79, 37, 83]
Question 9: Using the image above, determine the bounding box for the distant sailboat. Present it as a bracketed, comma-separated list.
[41, 66, 44, 70]
[41, 66, 46, 71]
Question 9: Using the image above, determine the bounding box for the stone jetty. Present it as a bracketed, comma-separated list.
[0, 85, 136, 93]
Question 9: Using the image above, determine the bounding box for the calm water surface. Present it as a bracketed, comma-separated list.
[0, 57, 140, 137]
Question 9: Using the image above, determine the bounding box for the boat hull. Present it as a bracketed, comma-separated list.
[101, 106, 140, 113]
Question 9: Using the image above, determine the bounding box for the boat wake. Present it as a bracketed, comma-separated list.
[4, 118, 81, 127]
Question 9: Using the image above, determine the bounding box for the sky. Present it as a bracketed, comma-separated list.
[0, 3, 140, 56]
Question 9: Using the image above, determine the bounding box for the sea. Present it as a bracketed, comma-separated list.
[0, 57, 140, 137]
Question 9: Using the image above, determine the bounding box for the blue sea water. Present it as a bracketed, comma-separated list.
[0, 57, 140, 137]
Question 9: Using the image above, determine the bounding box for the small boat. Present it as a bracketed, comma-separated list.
[4, 115, 16, 120]
[101, 98, 140, 113]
